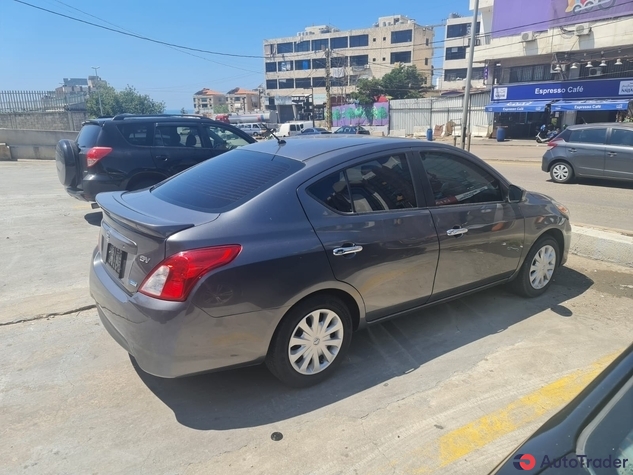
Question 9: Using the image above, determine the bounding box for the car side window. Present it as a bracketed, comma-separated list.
[420, 152, 503, 206]
[569, 128, 607, 144]
[117, 123, 151, 146]
[307, 171, 352, 213]
[345, 154, 417, 212]
[610, 128, 633, 146]
[154, 126, 189, 147]
[202, 125, 250, 149]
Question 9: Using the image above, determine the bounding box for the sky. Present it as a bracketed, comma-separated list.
[1, 0, 469, 111]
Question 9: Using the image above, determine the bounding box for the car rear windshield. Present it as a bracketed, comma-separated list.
[77, 124, 102, 148]
[151, 149, 304, 213]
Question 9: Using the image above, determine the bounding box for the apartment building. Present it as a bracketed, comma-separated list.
[192, 88, 227, 114]
[225, 87, 261, 114]
[466, 0, 633, 137]
[263, 15, 434, 112]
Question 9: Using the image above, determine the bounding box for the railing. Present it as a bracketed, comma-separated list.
[0, 90, 87, 113]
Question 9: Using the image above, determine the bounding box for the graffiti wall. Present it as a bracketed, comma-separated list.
[492, 0, 633, 37]
[331, 102, 389, 127]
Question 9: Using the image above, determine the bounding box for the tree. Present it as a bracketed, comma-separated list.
[214, 104, 229, 114]
[380, 65, 427, 100]
[86, 85, 165, 117]
[350, 78, 383, 105]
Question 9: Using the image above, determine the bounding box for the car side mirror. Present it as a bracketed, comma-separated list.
[507, 184, 526, 203]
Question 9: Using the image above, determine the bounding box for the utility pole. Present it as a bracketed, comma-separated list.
[92, 66, 103, 116]
[460, 0, 480, 150]
[325, 48, 332, 129]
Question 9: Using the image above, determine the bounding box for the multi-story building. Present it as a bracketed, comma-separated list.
[438, 13, 487, 93]
[226, 87, 261, 113]
[469, 0, 633, 138]
[263, 15, 434, 121]
[192, 88, 227, 114]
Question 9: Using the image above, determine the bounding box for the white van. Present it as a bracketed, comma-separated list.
[277, 121, 312, 137]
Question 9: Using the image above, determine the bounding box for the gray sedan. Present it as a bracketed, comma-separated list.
[90, 136, 571, 387]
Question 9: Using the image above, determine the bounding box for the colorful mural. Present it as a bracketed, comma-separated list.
[331, 102, 389, 127]
[491, 0, 632, 38]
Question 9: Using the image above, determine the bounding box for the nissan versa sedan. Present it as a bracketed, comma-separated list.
[90, 136, 572, 387]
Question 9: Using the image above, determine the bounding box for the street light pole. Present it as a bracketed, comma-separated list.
[460, 0, 480, 150]
[92, 66, 103, 116]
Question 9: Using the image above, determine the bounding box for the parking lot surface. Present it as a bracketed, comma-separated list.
[1, 158, 633, 475]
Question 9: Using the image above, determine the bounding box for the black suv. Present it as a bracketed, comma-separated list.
[55, 114, 255, 202]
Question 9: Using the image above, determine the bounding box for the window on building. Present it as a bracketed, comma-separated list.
[445, 47, 467, 60]
[295, 40, 310, 52]
[390, 51, 412, 64]
[277, 42, 293, 54]
[444, 69, 467, 81]
[265, 62, 277, 72]
[446, 22, 481, 39]
[425, 58, 429, 66]
[350, 34, 369, 47]
[426, 38, 430, 46]
[350, 55, 369, 67]
[330, 37, 348, 49]
[312, 58, 327, 69]
[331, 56, 348, 68]
[278, 61, 293, 72]
[295, 59, 311, 70]
[312, 77, 326, 88]
[278, 78, 295, 89]
[471, 68, 485, 80]
[266, 79, 278, 90]
[295, 78, 312, 89]
[312, 38, 329, 51]
[391, 29, 412, 44]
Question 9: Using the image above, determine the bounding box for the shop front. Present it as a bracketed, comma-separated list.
[487, 78, 633, 139]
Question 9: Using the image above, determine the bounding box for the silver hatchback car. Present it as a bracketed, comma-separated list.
[542, 123, 633, 183]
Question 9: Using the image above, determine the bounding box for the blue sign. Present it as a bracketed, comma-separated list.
[485, 101, 550, 112]
[491, 78, 633, 102]
[551, 100, 631, 112]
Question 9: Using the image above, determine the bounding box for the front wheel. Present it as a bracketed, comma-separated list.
[266, 296, 352, 387]
[550, 162, 574, 183]
[511, 237, 560, 298]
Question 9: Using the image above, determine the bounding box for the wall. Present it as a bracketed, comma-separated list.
[0, 128, 78, 160]
[389, 93, 492, 136]
[331, 102, 389, 127]
[0, 111, 88, 131]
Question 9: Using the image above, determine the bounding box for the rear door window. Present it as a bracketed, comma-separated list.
[77, 124, 102, 148]
[609, 128, 633, 146]
[151, 150, 304, 213]
[569, 128, 608, 144]
[117, 123, 151, 146]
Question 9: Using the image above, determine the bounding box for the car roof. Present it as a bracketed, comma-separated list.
[85, 115, 225, 126]
[243, 135, 456, 162]
[565, 122, 633, 130]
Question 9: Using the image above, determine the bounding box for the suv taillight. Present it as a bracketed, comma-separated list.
[86, 147, 113, 167]
[547, 139, 561, 148]
[139, 245, 242, 302]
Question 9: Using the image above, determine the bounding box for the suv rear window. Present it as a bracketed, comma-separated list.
[77, 124, 102, 148]
[151, 149, 304, 213]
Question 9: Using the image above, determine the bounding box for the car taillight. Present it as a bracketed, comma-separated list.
[86, 147, 113, 167]
[547, 140, 560, 148]
[139, 245, 241, 302]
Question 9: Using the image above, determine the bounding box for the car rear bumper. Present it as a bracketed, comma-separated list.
[89, 249, 279, 378]
[541, 150, 554, 172]
[66, 175, 120, 202]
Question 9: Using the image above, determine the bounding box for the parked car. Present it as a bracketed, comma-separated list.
[301, 127, 331, 135]
[55, 114, 255, 202]
[489, 343, 633, 474]
[236, 123, 269, 137]
[542, 123, 633, 184]
[334, 125, 371, 135]
[90, 136, 571, 387]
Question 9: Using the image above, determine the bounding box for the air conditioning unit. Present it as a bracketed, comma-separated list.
[589, 67, 603, 77]
[521, 31, 535, 42]
[575, 23, 592, 36]
[364, 64, 370, 69]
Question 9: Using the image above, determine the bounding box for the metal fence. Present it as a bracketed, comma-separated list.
[0, 90, 87, 113]
[389, 92, 493, 136]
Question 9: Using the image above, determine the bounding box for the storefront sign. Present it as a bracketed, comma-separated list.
[492, 0, 633, 38]
[491, 78, 633, 102]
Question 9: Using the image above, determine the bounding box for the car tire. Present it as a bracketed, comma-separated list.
[266, 295, 353, 388]
[127, 179, 159, 191]
[550, 162, 574, 184]
[511, 236, 560, 298]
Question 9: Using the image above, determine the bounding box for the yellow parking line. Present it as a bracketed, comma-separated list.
[437, 350, 622, 468]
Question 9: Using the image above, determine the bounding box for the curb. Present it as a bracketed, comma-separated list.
[570, 225, 633, 268]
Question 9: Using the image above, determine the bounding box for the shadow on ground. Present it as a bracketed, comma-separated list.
[84, 212, 103, 226]
[135, 266, 594, 431]
[547, 178, 633, 190]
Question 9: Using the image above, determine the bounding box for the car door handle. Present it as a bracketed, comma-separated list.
[568, 148, 577, 153]
[447, 228, 469, 237]
[333, 245, 363, 256]
[608, 152, 617, 157]
[155, 155, 169, 161]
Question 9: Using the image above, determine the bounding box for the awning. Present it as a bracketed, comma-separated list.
[485, 100, 551, 113]
[551, 100, 631, 112]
